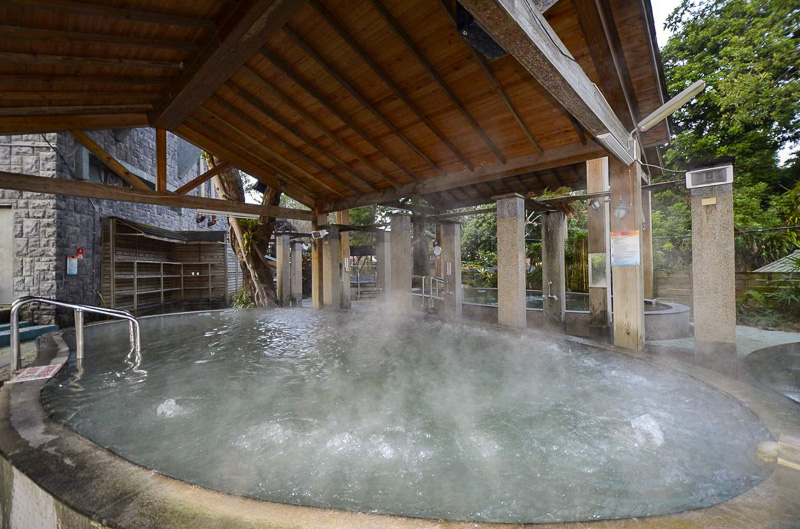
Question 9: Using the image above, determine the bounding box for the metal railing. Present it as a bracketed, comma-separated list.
[420, 276, 444, 310]
[10, 296, 141, 372]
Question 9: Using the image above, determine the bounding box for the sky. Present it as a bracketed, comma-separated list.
[651, 0, 682, 49]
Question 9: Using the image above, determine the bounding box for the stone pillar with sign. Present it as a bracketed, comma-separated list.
[541, 211, 566, 332]
[376, 229, 391, 308]
[276, 234, 291, 306]
[587, 158, 612, 331]
[439, 221, 462, 319]
[496, 194, 527, 328]
[321, 226, 341, 309]
[290, 241, 303, 306]
[609, 157, 645, 350]
[336, 210, 351, 309]
[389, 214, 412, 313]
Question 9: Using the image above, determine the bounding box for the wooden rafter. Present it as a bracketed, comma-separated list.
[435, 0, 542, 154]
[261, 50, 415, 185]
[308, 0, 474, 171]
[0, 75, 171, 90]
[222, 82, 378, 192]
[0, 170, 314, 221]
[282, 26, 437, 177]
[237, 65, 390, 186]
[367, 0, 507, 164]
[0, 25, 201, 53]
[0, 105, 152, 117]
[151, 0, 304, 130]
[156, 129, 167, 192]
[176, 122, 316, 207]
[2, 0, 217, 29]
[0, 92, 161, 103]
[191, 108, 344, 198]
[202, 97, 351, 197]
[174, 162, 232, 195]
[69, 129, 151, 191]
[459, 0, 632, 162]
[327, 140, 605, 211]
[0, 51, 183, 70]
[0, 114, 148, 135]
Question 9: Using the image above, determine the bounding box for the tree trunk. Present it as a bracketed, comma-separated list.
[211, 157, 281, 307]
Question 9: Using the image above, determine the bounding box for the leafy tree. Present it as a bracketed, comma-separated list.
[657, 0, 800, 270]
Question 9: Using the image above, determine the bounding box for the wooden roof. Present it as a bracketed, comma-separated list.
[0, 0, 668, 211]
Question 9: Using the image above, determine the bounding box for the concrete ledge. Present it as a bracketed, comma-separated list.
[1, 316, 799, 528]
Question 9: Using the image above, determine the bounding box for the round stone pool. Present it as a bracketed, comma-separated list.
[39, 309, 772, 524]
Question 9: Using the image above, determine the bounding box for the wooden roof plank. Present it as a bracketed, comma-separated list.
[309, 0, 474, 171]
[459, 0, 632, 162]
[282, 25, 438, 177]
[0, 51, 183, 70]
[0, 24, 201, 53]
[262, 49, 414, 186]
[151, 0, 304, 130]
[0, 113, 149, 134]
[367, 0, 507, 164]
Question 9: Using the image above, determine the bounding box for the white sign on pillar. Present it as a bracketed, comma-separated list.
[446, 261, 452, 276]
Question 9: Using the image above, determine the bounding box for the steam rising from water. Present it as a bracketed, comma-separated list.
[42, 310, 770, 523]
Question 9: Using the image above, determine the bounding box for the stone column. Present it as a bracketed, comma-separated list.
[541, 211, 566, 332]
[412, 217, 428, 277]
[389, 214, 412, 313]
[439, 221, 462, 319]
[322, 226, 341, 309]
[691, 183, 736, 370]
[336, 210, 351, 309]
[609, 157, 645, 350]
[641, 189, 654, 299]
[587, 158, 611, 329]
[276, 235, 290, 306]
[291, 241, 303, 306]
[496, 194, 527, 328]
[376, 229, 391, 308]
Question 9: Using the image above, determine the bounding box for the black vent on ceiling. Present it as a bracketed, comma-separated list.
[456, 2, 507, 60]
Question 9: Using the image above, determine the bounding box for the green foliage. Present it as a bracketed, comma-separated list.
[655, 0, 800, 271]
[461, 207, 497, 261]
[231, 286, 254, 309]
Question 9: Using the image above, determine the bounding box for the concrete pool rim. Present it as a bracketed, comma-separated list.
[1, 309, 799, 528]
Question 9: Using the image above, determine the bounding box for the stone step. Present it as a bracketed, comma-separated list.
[0, 321, 34, 332]
[0, 324, 59, 348]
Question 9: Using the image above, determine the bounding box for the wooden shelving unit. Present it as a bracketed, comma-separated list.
[101, 217, 228, 316]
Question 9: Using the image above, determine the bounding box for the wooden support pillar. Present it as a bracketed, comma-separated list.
[609, 157, 645, 350]
[276, 235, 290, 306]
[439, 221, 462, 319]
[311, 207, 326, 309]
[156, 128, 167, 192]
[376, 229, 391, 308]
[641, 189, 654, 299]
[541, 211, 566, 332]
[496, 193, 527, 328]
[322, 226, 341, 309]
[291, 241, 303, 306]
[389, 214, 412, 313]
[336, 210, 351, 309]
[587, 157, 611, 329]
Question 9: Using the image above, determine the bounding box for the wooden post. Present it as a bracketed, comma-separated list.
[336, 210, 351, 309]
[587, 157, 611, 329]
[641, 189, 654, 299]
[609, 157, 644, 350]
[156, 128, 167, 192]
[311, 206, 326, 309]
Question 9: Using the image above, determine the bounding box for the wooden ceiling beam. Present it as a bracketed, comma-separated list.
[238, 65, 389, 186]
[156, 128, 167, 192]
[0, 170, 314, 221]
[0, 105, 152, 117]
[193, 106, 344, 198]
[309, 0, 474, 171]
[283, 26, 437, 177]
[174, 162, 232, 195]
[368, 0, 507, 164]
[69, 129, 151, 191]
[459, 0, 633, 163]
[0, 92, 162, 103]
[326, 140, 605, 211]
[0, 24, 201, 53]
[0, 113, 148, 135]
[0, 51, 183, 70]
[150, 0, 304, 130]
[262, 50, 414, 186]
[176, 122, 316, 207]
[0, 75, 171, 89]
[223, 81, 378, 192]
[435, 0, 542, 154]
[2, 0, 217, 29]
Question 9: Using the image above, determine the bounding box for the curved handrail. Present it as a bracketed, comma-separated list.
[10, 296, 141, 372]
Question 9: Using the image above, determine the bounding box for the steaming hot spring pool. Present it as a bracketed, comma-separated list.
[41, 309, 771, 524]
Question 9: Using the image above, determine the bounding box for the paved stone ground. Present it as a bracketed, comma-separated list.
[649, 325, 800, 358]
[0, 340, 40, 381]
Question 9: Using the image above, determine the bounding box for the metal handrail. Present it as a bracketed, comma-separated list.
[420, 276, 444, 310]
[10, 296, 141, 372]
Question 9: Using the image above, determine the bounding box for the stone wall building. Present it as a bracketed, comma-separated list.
[0, 128, 238, 325]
